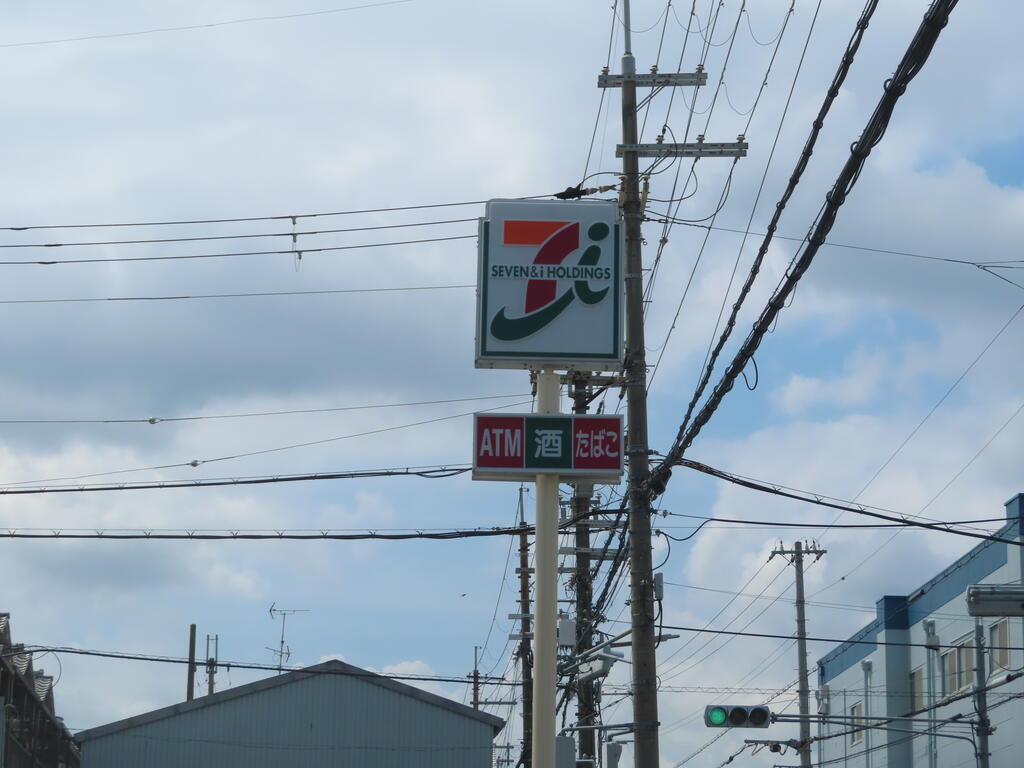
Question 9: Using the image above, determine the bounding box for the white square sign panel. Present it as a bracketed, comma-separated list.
[475, 199, 623, 370]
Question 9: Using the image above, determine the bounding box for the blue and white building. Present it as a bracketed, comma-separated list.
[815, 494, 1023, 768]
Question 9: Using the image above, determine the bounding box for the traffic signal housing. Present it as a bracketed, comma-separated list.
[704, 705, 771, 728]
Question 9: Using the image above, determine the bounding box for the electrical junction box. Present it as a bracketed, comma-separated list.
[556, 735, 576, 768]
[603, 741, 623, 768]
[558, 617, 576, 647]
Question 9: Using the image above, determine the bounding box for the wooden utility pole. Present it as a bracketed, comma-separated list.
[206, 634, 218, 696]
[517, 488, 534, 767]
[617, 4, 660, 764]
[571, 374, 597, 762]
[186, 624, 197, 702]
[974, 621, 991, 768]
[606, 4, 742, 764]
[472, 646, 481, 709]
[770, 541, 825, 768]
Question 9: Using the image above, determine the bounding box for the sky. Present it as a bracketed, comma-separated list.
[1, 1, 1024, 766]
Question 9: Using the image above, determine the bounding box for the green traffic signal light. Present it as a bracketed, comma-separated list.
[704, 705, 772, 728]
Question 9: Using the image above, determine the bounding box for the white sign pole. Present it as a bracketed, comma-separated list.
[532, 368, 560, 768]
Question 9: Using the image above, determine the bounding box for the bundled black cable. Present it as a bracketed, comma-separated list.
[670, 0, 880, 449]
[654, 0, 960, 493]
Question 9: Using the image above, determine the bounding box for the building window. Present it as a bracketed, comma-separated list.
[941, 647, 957, 695]
[989, 620, 1010, 673]
[941, 636, 975, 695]
[850, 701, 864, 745]
[909, 667, 924, 712]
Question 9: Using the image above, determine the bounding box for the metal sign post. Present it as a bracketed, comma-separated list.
[533, 369, 559, 768]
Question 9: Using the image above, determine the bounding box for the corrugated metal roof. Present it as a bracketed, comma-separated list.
[76, 660, 503, 768]
[77, 658, 504, 743]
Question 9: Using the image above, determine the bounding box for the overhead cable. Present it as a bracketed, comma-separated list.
[648, 0, 816, 389]
[668, 0, 880, 440]
[0, 464, 471, 495]
[0, 1, 413, 49]
[2, 400, 532, 487]
[5, 645, 516, 687]
[654, 0, 960, 489]
[0, 194, 550, 232]
[676, 457, 1021, 547]
[666, 220, 1021, 268]
[649, 622, 1022, 653]
[0, 392, 527, 425]
[0, 234, 476, 266]
[0, 217, 477, 249]
[0, 284, 473, 306]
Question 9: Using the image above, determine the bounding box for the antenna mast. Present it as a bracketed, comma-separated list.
[267, 603, 310, 673]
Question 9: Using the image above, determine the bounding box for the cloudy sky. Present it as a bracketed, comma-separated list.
[2, 1, 1023, 765]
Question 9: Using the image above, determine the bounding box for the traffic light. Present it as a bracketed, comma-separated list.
[704, 705, 771, 728]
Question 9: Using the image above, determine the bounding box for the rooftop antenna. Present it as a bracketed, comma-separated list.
[267, 603, 309, 674]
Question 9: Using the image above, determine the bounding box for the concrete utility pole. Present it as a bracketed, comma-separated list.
[472, 646, 481, 709]
[606, 4, 742, 764]
[571, 374, 597, 763]
[770, 542, 826, 768]
[974, 621, 991, 768]
[616, 4, 660, 765]
[186, 624, 197, 702]
[206, 634, 218, 696]
[517, 489, 534, 767]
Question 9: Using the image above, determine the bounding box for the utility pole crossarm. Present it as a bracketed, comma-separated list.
[616, 141, 748, 159]
[598, 72, 708, 88]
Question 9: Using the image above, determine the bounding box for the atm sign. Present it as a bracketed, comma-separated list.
[473, 413, 624, 481]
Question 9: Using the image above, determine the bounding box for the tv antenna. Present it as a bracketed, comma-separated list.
[267, 603, 309, 673]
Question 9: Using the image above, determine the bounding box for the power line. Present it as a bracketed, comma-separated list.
[0, 393, 526, 425]
[675, 457, 1022, 547]
[0, 194, 550, 232]
[652, 0, 962, 495]
[665, 0, 880, 442]
[0, 234, 476, 266]
[0, 283, 473, 306]
[849, 300, 1024, 507]
[663, 511, 1010, 533]
[792, 299, 1024, 597]
[2, 400, 532, 487]
[0, 217, 477, 249]
[642, 622, 1023, 653]
[644, 0, 792, 360]
[0, 1, 414, 49]
[0, 506, 612, 540]
[5, 644, 517, 687]
[0, 464, 471, 495]
[661, 579, 985, 620]
[810, 394, 1024, 594]
[666, 220, 1023, 269]
[648, 0, 816, 389]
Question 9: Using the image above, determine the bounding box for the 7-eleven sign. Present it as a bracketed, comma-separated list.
[475, 199, 623, 370]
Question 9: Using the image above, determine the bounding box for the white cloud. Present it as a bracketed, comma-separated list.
[774, 347, 885, 415]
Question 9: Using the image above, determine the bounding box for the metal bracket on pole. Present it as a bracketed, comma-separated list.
[559, 547, 626, 560]
[616, 140, 748, 158]
[599, 72, 707, 88]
